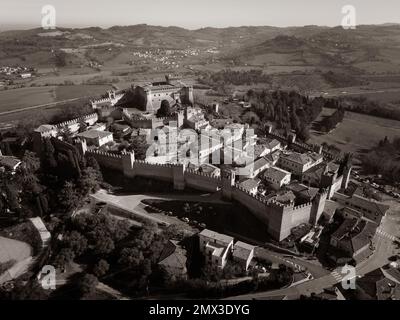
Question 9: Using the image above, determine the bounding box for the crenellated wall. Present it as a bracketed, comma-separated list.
[83, 148, 328, 241]
[266, 127, 338, 161]
[86, 150, 124, 171]
[185, 169, 221, 192]
[290, 202, 314, 226]
[232, 185, 269, 223]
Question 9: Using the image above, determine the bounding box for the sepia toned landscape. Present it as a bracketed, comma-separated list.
[1, 0, 400, 309]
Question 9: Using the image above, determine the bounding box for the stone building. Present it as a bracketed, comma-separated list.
[133, 75, 193, 113]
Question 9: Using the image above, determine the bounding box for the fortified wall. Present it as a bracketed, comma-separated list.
[84, 148, 328, 241]
[265, 125, 338, 161]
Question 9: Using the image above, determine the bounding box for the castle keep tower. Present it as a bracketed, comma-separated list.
[310, 190, 328, 225]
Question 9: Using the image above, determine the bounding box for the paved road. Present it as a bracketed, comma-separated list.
[91, 189, 229, 227]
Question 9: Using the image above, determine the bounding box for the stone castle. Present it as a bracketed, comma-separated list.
[76, 141, 350, 241]
[91, 75, 194, 114]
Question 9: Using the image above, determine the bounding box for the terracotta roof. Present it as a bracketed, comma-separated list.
[77, 129, 113, 139]
[253, 157, 270, 172]
[286, 183, 319, 200]
[199, 229, 233, 245]
[262, 166, 291, 182]
[233, 241, 255, 261]
[238, 178, 260, 191]
[158, 240, 187, 274]
[266, 139, 280, 149]
[358, 268, 400, 300]
[281, 152, 312, 165]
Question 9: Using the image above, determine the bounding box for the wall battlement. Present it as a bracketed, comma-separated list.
[56, 113, 98, 129]
[84, 146, 329, 242]
[185, 168, 221, 180]
[292, 202, 313, 211]
[86, 149, 123, 159]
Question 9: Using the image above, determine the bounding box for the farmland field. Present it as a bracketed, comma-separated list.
[0, 87, 55, 113]
[309, 109, 400, 157]
[0, 84, 111, 113]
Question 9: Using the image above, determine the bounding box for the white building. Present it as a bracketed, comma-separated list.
[278, 151, 323, 175]
[76, 129, 113, 147]
[199, 229, 234, 271]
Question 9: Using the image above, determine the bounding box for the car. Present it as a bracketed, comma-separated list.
[95, 201, 107, 207]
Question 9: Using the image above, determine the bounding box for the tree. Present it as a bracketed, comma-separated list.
[157, 100, 171, 117]
[62, 231, 88, 257]
[54, 248, 75, 269]
[164, 224, 185, 240]
[86, 156, 103, 182]
[58, 181, 81, 212]
[78, 273, 98, 297]
[297, 124, 310, 142]
[42, 138, 57, 169]
[21, 151, 40, 173]
[93, 259, 110, 277]
[92, 231, 115, 255]
[242, 111, 260, 125]
[130, 135, 148, 160]
[78, 167, 101, 195]
[119, 247, 144, 268]
[290, 108, 301, 133]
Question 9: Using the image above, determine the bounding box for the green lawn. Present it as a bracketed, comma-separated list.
[309, 109, 400, 158]
[0, 84, 110, 116]
[0, 86, 56, 113]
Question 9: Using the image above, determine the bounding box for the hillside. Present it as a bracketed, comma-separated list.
[2, 24, 400, 107]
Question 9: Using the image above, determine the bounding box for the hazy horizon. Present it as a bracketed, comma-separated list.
[2, 22, 400, 33]
[1, 0, 400, 31]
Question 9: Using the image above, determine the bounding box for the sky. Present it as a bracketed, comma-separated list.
[1, 0, 400, 30]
